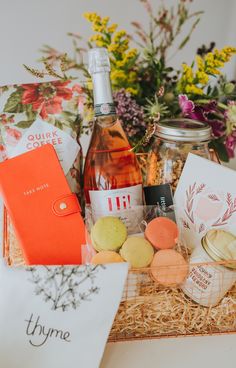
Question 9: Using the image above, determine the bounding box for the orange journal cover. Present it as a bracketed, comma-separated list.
[0, 144, 85, 265]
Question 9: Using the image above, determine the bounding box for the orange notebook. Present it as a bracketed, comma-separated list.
[0, 144, 85, 265]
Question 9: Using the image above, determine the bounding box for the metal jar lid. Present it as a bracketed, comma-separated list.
[155, 118, 212, 142]
[202, 229, 236, 270]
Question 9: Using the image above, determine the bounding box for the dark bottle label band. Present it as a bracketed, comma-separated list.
[94, 103, 116, 117]
[144, 184, 173, 208]
[144, 184, 176, 221]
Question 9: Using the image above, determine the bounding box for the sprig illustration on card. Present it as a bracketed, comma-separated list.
[212, 193, 236, 227]
[182, 182, 236, 233]
[184, 182, 205, 226]
[27, 265, 104, 311]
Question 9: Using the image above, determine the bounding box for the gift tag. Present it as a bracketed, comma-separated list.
[0, 260, 128, 368]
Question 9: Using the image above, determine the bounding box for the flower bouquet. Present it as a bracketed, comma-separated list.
[24, 0, 236, 163]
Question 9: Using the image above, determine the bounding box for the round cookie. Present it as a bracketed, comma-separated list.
[150, 249, 188, 286]
[120, 237, 154, 268]
[91, 251, 124, 265]
[145, 217, 178, 250]
[91, 216, 127, 252]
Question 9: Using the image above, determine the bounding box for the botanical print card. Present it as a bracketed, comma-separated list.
[0, 260, 128, 368]
[174, 153, 236, 249]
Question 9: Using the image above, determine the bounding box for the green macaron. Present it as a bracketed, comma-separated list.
[91, 216, 127, 252]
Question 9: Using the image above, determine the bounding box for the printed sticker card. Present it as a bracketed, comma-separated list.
[174, 153, 236, 249]
[0, 260, 128, 368]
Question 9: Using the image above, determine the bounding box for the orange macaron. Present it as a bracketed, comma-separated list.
[150, 249, 189, 286]
[145, 217, 178, 250]
[91, 250, 124, 265]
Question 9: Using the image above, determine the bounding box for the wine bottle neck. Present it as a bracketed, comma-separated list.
[92, 72, 116, 117]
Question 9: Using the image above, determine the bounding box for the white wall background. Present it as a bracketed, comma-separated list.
[1, 0, 236, 166]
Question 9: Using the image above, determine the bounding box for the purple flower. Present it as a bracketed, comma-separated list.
[113, 88, 146, 141]
[178, 94, 225, 138]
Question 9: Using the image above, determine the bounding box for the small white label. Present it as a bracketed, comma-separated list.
[182, 250, 236, 306]
[7, 118, 79, 175]
[100, 103, 111, 115]
[89, 184, 143, 233]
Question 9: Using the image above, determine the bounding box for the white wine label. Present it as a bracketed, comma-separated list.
[89, 184, 143, 233]
[7, 118, 79, 175]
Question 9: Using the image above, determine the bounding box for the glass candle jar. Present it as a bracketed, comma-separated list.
[181, 229, 236, 307]
[145, 119, 217, 192]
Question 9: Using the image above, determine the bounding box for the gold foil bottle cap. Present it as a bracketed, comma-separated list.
[202, 229, 236, 269]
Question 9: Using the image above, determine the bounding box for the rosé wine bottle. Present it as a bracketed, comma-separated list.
[84, 48, 143, 229]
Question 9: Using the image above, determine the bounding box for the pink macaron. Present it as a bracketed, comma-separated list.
[150, 249, 189, 286]
[145, 217, 178, 250]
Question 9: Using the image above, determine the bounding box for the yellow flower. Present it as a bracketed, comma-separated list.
[196, 55, 204, 71]
[84, 11, 139, 92]
[83, 105, 94, 123]
[107, 24, 118, 33]
[185, 85, 204, 95]
[108, 44, 120, 53]
[84, 12, 101, 24]
[117, 40, 129, 53]
[95, 40, 106, 48]
[115, 59, 126, 68]
[127, 71, 137, 83]
[181, 63, 194, 84]
[92, 24, 105, 33]
[101, 16, 110, 26]
[195, 71, 209, 84]
[89, 34, 104, 42]
[86, 79, 93, 91]
[125, 49, 138, 61]
[126, 87, 138, 95]
[113, 30, 127, 43]
[178, 45, 236, 95]
[89, 34, 107, 47]
[111, 69, 127, 81]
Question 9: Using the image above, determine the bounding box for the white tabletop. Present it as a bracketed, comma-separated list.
[101, 335, 236, 367]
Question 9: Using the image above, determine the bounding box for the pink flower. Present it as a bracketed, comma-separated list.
[0, 144, 7, 161]
[5, 127, 22, 146]
[225, 133, 236, 158]
[21, 81, 73, 120]
[0, 114, 14, 125]
[0, 114, 8, 125]
[178, 94, 225, 138]
[178, 95, 195, 115]
[70, 168, 77, 179]
[72, 84, 83, 94]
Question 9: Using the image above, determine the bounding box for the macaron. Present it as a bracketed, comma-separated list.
[150, 249, 188, 286]
[91, 216, 127, 252]
[145, 217, 178, 250]
[91, 251, 124, 265]
[120, 237, 154, 268]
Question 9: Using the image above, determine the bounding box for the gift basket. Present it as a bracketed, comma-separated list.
[1, 45, 236, 348]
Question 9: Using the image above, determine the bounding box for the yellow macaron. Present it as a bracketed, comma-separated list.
[120, 236, 154, 268]
[91, 216, 127, 252]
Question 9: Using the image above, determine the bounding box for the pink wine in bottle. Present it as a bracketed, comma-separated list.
[84, 48, 143, 229]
